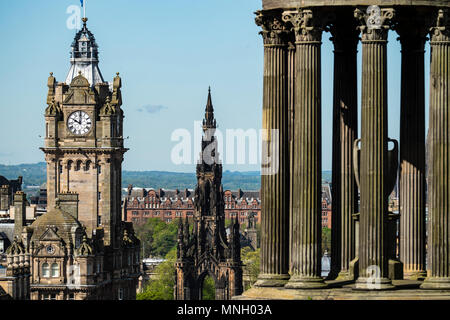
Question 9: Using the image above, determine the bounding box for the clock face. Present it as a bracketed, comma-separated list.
[67, 111, 92, 135]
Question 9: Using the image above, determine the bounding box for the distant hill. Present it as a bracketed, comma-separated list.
[0, 163, 332, 192]
[0, 163, 261, 191]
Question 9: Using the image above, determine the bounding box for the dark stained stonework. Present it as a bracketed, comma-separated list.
[249, 1, 450, 298]
[283, 8, 327, 289]
[421, 8, 450, 290]
[329, 10, 359, 281]
[253, 10, 290, 287]
[353, 7, 396, 291]
[174, 90, 243, 300]
[396, 9, 429, 281]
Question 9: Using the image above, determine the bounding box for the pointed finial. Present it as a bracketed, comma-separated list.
[78, 71, 82, 75]
[49, 72, 53, 76]
[116, 72, 120, 76]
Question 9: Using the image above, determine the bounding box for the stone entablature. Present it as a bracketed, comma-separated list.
[262, 0, 449, 10]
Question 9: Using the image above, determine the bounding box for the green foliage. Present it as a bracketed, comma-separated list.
[322, 227, 331, 254]
[201, 276, 216, 300]
[137, 248, 177, 300]
[241, 247, 260, 290]
[135, 218, 179, 258]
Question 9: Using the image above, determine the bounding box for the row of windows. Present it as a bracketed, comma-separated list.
[42, 263, 100, 278]
[41, 293, 75, 300]
[58, 163, 101, 173]
[131, 211, 194, 217]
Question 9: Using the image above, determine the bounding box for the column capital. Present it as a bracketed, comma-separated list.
[395, 10, 430, 52]
[282, 9, 324, 43]
[329, 21, 359, 53]
[354, 6, 395, 42]
[255, 10, 289, 46]
[429, 9, 450, 43]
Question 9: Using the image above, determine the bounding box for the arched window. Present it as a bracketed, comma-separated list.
[51, 263, 59, 277]
[42, 263, 50, 277]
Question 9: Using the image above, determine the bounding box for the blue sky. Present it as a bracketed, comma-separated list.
[0, 0, 430, 172]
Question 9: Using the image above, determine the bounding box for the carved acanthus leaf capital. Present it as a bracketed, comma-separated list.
[430, 9, 450, 43]
[282, 9, 323, 43]
[354, 7, 395, 42]
[255, 11, 289, 46]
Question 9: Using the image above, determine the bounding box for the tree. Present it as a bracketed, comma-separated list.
[137, 247, 177, 300]
[201, 276, 216, 300]
[241, 247, 260, 291]
[135, 218, 179, 258]
[322, 227, 331, 255]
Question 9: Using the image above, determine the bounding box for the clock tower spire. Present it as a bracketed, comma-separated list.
[41, 20, 126, 247]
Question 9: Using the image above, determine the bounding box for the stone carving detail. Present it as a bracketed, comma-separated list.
[99, 96, 117, 116]
[45, 98, 62, 117]
[354, 7, 395, 41]
[430, 9, 450, 42]
[282, 9, 323, 43]
[255, 10, 289, 45]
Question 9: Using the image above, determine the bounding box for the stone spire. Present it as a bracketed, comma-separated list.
[65, 17, 105, 87]
[202, 87, 217, 131]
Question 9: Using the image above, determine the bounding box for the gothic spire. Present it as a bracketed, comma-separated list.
[203, 86, 217, 131]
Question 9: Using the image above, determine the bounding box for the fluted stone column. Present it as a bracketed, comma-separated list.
[288, 37, 296, 270]
[354, 7, 395, 290]
[283, 9, 326, 289]
[329, 14, 359, 281]
[254, 11, 290, 287]
[421, 9, 450, 290]
[397, 15, 428, 281]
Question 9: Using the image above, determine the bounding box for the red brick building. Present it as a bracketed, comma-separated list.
[123, 186, 261, 226]
[322, 184, 332, 228]
[123, 184, 333, 228]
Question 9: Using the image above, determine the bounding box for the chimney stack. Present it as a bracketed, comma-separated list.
[0, 185, 10, 211]
[14, 191, 27, 238]
[58, 192, 79, 219]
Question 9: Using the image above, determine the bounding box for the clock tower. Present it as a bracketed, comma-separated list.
[41, 18, 125, 247]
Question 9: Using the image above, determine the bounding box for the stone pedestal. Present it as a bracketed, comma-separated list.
[283, 9, 326, 289]
[254, 11, 290, 287]
[421, 9, 450, 290]
[353, 7, 395, 291]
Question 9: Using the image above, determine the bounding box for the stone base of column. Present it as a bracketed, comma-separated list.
[285, 276, 328, 289]
[420, 277, 450, 290]
[253, 274, 290, 287]
[404, 271, 427, 281]
[353, 277, 395, 291]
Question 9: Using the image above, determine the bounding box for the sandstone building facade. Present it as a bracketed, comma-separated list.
[0, 18, 140, 300]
